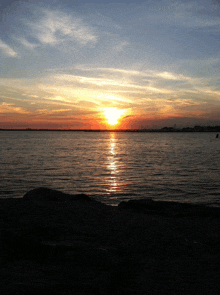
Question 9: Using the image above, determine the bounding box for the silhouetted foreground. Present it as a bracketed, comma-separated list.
[1, 188, 220, 294]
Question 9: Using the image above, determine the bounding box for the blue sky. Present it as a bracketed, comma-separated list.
[0, 0, 220, 129]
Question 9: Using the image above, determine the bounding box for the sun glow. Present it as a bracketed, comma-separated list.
[103, 108, 126, 125]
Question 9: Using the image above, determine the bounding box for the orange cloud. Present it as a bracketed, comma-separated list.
[0, 103, 29, 114]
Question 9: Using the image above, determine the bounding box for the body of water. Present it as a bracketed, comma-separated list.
[1, 131, 220, 206]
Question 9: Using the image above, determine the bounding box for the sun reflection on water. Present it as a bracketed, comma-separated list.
[107, 133, 118, 193]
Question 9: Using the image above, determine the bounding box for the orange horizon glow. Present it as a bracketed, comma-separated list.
[1, 106, 219, 130]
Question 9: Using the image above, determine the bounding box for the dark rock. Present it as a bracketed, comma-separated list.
[23, 187, 91, 202]
[1, 229, 51, 261]
[118, 198, 220, 217]
[118, 198, 173, 214]
[68, 193, 91, 202]
[118, 198, 154, 210]
[1, 189, 220, 295]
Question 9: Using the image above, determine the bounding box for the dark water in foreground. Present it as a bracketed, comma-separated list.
[1, 131, 220, 206]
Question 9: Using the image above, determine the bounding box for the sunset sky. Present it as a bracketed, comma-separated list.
[0, 0, 220, 129]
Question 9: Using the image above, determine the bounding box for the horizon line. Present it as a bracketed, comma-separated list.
[1, 125, 220, 132]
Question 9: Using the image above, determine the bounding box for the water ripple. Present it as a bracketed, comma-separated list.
[0, 131, 220, 206]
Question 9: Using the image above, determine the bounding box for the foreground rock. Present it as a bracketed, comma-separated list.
[0, 188, 220, 295]
[23, 187, 91, 202]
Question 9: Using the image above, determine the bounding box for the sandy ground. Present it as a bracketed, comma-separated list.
[0, 188, 220, 295]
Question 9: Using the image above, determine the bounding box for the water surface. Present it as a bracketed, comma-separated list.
[1, 131, 220, 206]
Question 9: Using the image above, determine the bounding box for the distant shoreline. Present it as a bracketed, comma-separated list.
[0, 125, 220, 132]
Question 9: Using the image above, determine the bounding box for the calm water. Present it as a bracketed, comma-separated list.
[0, 131, 220, 206]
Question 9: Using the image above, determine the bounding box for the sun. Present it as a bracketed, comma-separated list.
[103, 108, 126, 126]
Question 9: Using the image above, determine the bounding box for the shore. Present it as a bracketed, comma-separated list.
[0, 188, 220, 295]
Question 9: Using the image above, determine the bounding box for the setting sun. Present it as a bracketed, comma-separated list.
[103, 108, 126, 125]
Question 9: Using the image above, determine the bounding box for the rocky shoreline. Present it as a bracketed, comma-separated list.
[1, 188, 220, 294]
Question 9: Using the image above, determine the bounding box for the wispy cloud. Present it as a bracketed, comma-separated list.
[36, 108, 72, 115]
[171, 0, 220, 29]
[144, 0, 220, 30]
[0, 40, 18, 57]
[112, 40, 129, 52]
[0, 102, 28, 114]
[74, 67, 194, 82]
[17, 38, 38, 49]
[28, 9, 97, 46]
